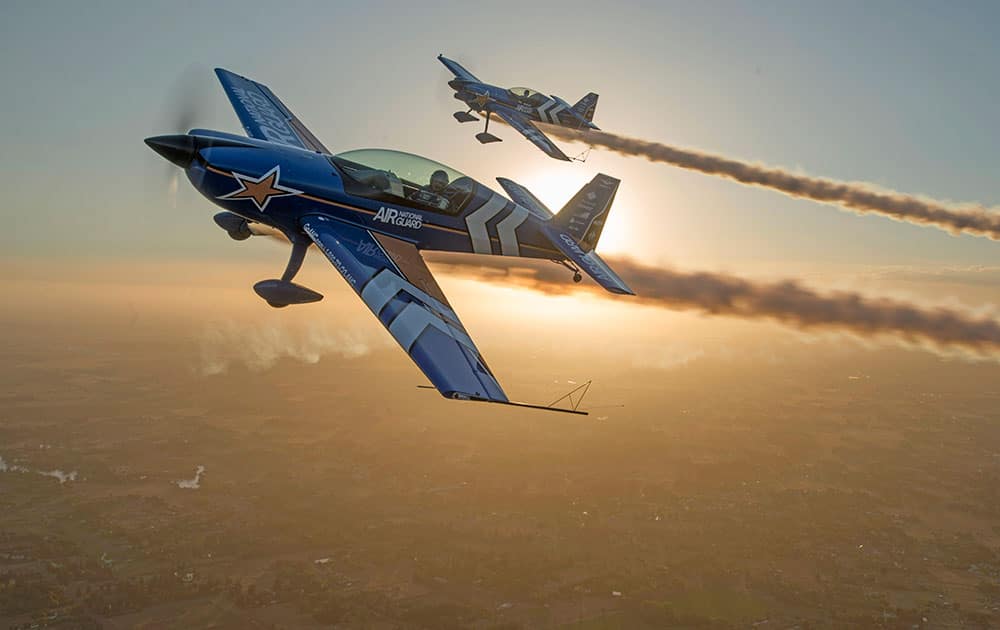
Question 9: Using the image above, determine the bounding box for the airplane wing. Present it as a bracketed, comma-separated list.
[215, 68, 330, 154]
[489, 104, 571, 161]
[437, 54, 480, 82]
[300, 215, 510, 404]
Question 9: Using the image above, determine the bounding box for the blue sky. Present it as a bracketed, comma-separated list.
[3, 0, 999, 271]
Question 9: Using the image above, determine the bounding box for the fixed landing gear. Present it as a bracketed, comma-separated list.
[475, 110, 502, 144]
[554, 259, 583, 283]
[253, 236, 323, 308]
[453, 110, 478, 123]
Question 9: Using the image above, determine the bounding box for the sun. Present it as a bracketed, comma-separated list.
[511, 167, 627, 254]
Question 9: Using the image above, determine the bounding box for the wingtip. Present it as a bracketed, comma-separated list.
[605, 283, 636, 296]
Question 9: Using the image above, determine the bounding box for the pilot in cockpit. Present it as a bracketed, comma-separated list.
[407, 169, 452, 212]
[423, 169, 450, 194]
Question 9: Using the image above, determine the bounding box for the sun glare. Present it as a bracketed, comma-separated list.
[509, 168, 627, 254]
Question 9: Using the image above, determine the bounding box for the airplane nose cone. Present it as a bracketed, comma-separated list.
[144, 134, 198, 168]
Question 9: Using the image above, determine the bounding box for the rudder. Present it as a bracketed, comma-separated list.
[552, 174, 619, 253]
[572, 93, 599, 122]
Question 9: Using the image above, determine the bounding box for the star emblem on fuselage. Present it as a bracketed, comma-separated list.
[473, 92, 489, 108]
[218, 165, 302, 211]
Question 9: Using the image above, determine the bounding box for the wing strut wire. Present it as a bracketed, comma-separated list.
[571, 146, 593, 162]
[547, 380, 592, 412]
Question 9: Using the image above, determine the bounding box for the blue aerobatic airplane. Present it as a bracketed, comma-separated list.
[439, 55, 599, 161]
[145, 68, 631, 414]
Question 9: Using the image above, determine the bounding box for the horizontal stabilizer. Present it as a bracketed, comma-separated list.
[544, 173, 632, 295]
[543, 224, 634, 295]
[496, 177, 554, 219]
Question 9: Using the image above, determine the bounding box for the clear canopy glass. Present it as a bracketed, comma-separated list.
[332, 149, 476, 215]
[508, 87, 540, 98]
[507, 87, 547, 107]
[335, 149, 464, 183]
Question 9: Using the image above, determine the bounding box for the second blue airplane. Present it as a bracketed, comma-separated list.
[439, 54, 599, 161]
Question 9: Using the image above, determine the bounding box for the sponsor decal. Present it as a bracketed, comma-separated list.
[559, 233, 614, 283]
[355, 240, 383, 259]
[303, 224, 356, 286]
[373, 206, 423, 230]
[230, 85, 301, 146]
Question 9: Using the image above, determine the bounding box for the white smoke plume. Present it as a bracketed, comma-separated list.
[198, 319, 374, 375]
[427, 254, 1000, 359]
[542, 126, 1000, 240]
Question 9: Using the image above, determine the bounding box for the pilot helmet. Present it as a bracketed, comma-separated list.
[429, 169, 449, 192]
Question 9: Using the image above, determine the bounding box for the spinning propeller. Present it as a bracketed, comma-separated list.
[153, 66, 211, 206]
[151, 68, 282, 242]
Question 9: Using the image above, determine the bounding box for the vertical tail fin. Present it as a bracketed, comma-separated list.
[552, 174, 619, 253]
[572, 93, 599, 123]
[522, 173, 632, 295]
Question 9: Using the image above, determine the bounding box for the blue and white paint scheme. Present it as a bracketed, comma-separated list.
[438, 54, 600, 161]
[145, 68, 631, 415]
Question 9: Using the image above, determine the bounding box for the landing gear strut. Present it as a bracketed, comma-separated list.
[475, 110, 502, 144]
[253, 236, 324, 308]
[554, 259, 583, 283]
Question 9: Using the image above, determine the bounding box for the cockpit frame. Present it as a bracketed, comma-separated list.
[330, 149, 477, 216]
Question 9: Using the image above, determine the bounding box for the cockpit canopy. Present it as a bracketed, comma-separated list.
[508, 87, 547, 106]
[331, 149, 476, 215]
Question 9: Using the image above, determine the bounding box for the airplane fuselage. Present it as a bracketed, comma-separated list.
[185, 130, 565, 260]
[449, 80, 597, 129]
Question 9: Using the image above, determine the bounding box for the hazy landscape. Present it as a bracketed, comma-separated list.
[2, 258, 999, 628]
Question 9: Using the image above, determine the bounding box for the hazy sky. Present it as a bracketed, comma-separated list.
[3, 1, 999, 272]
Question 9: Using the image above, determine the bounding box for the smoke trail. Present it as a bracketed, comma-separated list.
[426, 254, 1000, 356]
[541, 126, 1000, 240]
[198, 320, 373, 375]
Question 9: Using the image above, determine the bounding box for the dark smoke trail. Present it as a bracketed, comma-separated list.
[426, 253, 1000, 356]
[541, 126, 1000, 240]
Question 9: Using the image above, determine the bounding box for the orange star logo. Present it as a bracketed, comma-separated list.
[218, 165, 302, 211]
[473, 92, 489, 108]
